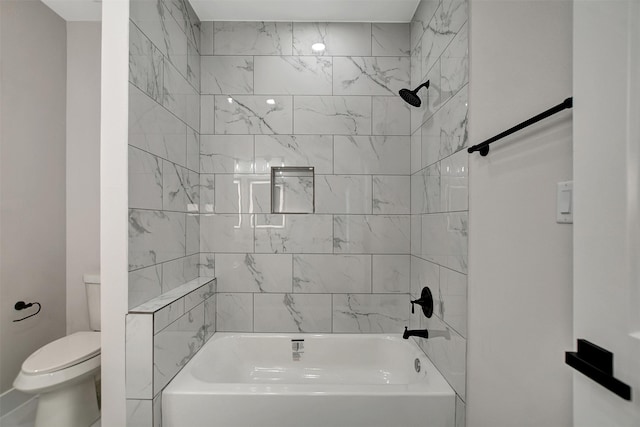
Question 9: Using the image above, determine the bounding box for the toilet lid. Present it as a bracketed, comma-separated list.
[22, 331, 101, 375]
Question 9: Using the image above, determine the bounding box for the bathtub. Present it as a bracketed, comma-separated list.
[163, 333, 455, 427]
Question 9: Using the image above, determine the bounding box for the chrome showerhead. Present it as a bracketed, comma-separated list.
[398, 80, 430, 107]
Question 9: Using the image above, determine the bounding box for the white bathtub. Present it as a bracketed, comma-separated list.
[163, 333, 455, 427]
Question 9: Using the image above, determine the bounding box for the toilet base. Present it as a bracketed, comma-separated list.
[35, 376, 99, 427]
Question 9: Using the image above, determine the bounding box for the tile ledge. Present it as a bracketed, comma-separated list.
[129, 277, 216, 314]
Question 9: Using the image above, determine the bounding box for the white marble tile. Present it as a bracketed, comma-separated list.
[184, 2, 201, 51]
[154, 304, 205, 394]
[438, 267, 467, 338]
[333, 294, 408, 333]
[186, 213, 199, 255]
[129, 21, 163, 103]
[439, 87, 468, 159]
[254, 214, 333, 254]
[216, 95, 293, 135]
[129, 210, 185, 269]
[162, 61, 199, 130]
[255, 135, 333, 174]
[129, 84, 187, 167]
[213, 174, 271, 214]
[199, 252, 215, 277]
[455, 395, 466, 427]
[334, 57, 410, 96]
[126, 399, 152, 427]
[160, 257, 187, 293]
[372, 96, 411, 136]
[293, 23, 371, 56]
[372, 23, 410, 57]
[411, 127, 422, 174]
[129, 264, 162, 309]
[184, 280, 216, 312]
[184, 253, 200, 281]
[159, 3, 189, 80]
[164, 0, 188, 37]
[204, 295, 216, 341]
[129, 0, 169, 58]
[254, 294, 332, 333]
[187, 41, 200, 93]
[418, 313, 467, 400]
[186, 129, 199, 172]
[411, 215, 422, 257]
[214, 22, 293, 55]
[162, 161, 199, 212]
[315, 175, 372, 214]
[293, 254, 371, 293]
[212, 174, 255, 214]
[200, 135, 254, 174]
[333, 215, 410, 254]
[411, 255, 440, 298]
[153, 298, 184, 333]
[421, 0, 467, 75]
[411, 0, 441, 50]
[254, 56, 332, 95]
[153, 393, 162, 427]
[294, 96, 371, 135]
[372, 255, 410, 293]
[125, 314, 153, 399]
[412, 163, 441, 214]
[334, 136, 410, 175]
[414, 58, 442, 133]
[200, 95, 214, 134]
[200, 21, 214, 55]
[200, 213, 254, 253]
[129, 146, 163, 210]
[440, 149, 468, 212]
[421, 212, 468, 274]
[421, 113, 442, 168]
[373, 176, 410, 214]
[216, 293, 253, 332]
[441, 22, 468, 102]
[201, 56, 254, 95]
[216, 253, 293, 293]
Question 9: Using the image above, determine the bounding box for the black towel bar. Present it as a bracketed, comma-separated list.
[565, 339, 632, 401]
[468, 97, 573, 156]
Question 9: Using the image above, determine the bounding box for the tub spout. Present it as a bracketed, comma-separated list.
[403, 327, 429, 340]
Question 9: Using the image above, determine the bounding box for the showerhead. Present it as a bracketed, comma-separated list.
[398, 80, 430, 108]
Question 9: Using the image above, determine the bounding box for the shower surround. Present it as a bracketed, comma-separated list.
[200, 21, 414, 334]
[125, 0, 468, 425]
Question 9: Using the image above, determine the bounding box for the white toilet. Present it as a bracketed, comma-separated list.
[13, 274, 101, 427]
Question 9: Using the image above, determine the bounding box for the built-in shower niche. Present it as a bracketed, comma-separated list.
[271, 167, 315, 214]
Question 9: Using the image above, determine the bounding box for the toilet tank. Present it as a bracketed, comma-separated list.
[84, 274, 101, 331]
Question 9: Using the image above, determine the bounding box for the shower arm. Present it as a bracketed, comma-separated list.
[412, 81, 430, 94]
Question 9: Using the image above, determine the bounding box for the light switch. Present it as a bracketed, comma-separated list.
[557, 181, 573, 224]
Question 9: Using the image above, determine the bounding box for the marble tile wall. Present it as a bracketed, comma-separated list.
[199, 21, 414, 334]
[128, 0, 201, 309]
[408, 0, 469, 419]
[127, 1, 202, 426]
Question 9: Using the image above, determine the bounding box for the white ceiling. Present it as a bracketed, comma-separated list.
[41, 0, 420, 23]
[191, 0, 420, 23]
[41, 0, 102, 22]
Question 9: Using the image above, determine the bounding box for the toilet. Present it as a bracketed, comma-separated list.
[13, 274, 101, 427]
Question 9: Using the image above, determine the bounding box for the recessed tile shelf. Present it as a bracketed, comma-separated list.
[271, 166, 315, 214]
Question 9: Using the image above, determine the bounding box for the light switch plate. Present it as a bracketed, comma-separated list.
[557, 181, 573, 224]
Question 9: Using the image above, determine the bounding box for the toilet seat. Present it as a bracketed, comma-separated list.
[21, 331, 100, 375]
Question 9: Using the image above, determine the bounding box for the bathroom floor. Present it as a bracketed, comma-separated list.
[0, 398, 100, 427]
